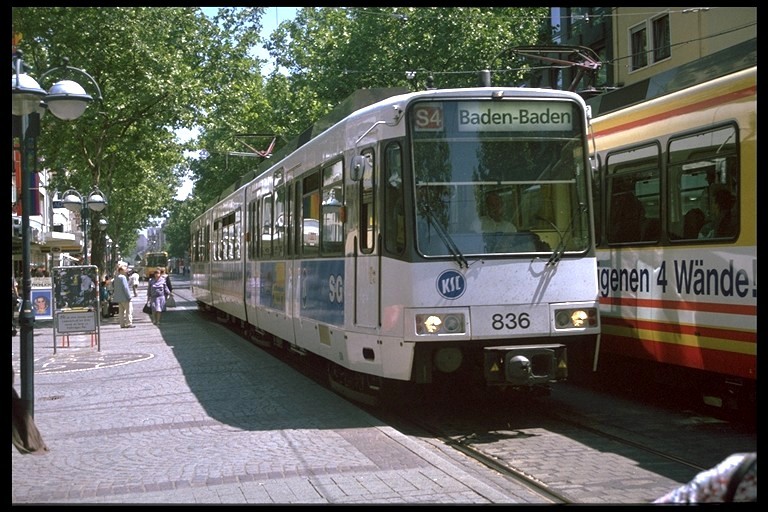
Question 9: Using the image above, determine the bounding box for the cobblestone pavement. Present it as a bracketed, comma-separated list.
[11, 286, 544, 505]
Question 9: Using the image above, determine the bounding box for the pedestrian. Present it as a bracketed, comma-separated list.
[146, 269, 170, 326]
[112, 264, 135, 328]
[128, 268, 140, 297]
[100, 276, 114, 318]
[161, 268, 173, 293]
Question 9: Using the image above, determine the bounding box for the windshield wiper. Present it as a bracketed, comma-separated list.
[539, 203, 585, 268]
[420, 205, 469, 269]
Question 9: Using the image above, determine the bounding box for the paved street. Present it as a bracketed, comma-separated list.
[11, 281, 542, 504]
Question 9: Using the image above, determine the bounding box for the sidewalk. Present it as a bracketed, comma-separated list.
[11, 282, 540, 504]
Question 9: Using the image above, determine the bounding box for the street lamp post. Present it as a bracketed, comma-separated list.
[12, 49, 102, 419]
[97, 217, 109, 271]
[60, 188, 108, 266]
[104, 233, 114, 272]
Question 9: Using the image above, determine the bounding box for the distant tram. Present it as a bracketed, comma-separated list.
[191, 85, 601, 404]
[142, 251, 169, 280]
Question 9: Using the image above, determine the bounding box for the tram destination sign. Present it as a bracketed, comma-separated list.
[457, 101, 574, 131]
[412, 100, 576, 133]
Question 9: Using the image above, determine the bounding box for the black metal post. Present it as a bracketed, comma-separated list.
[18, 111, 40, 418]
[14, 49, 102, 422]
[82, 208, 90, 265]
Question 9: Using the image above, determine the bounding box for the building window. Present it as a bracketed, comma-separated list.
[630, 23, 648, 70]
[630, 14, 671, 71]
[652, 14, 671, 62]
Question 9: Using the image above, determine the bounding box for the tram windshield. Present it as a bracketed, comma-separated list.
[410, 98, 591, 257]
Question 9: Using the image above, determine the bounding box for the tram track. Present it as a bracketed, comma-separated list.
[541, 408, 708, 472]
[369, 382, 755, 504]
[388, 412, 577, 504]
[210, 306, 755, 504]
[255, 348, 710, 503]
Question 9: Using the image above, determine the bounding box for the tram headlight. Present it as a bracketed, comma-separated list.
[416, 313, 466, 335]
[554, 307, 598, 329]
[423, 315, 442, 333]
[443, 314, 462, 332]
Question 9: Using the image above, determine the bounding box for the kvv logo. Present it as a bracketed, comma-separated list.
[436, 269, 466, 300]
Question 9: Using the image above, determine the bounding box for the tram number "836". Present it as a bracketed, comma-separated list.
[328, 275, 343, 303]
[492, 312, 530, 330]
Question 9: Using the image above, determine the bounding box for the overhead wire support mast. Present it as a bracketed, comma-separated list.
[510, 45, 602, 93]
[232, 133, 278, 158]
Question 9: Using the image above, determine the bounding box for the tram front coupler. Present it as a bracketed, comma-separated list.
[483, 344, 567, 386]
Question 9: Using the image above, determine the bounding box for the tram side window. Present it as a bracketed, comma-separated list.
[222, 224, 230, 260]
[192, 229, 198, 263]
[321, 160, 344, 255]
[261, 195, 273, 258]
[226, 225, 233, 259]
[668, 125, 739, 241]
[247, 200, 257, 260]
[195, 227, 201, 262]
[383, 142, 405, 255]
[233, 210, 241, 259]
[272, 170, 286, 258]
[204, 224, 210, 262]
[359, 150, 375, 254]
[212, 220, 220, 260]
[273, 186, 285, 258]
[285, 183, 294, 257]
[215, 212, 237, 261]
[605, 144, 661, 244]
[302, 172, 320, 257]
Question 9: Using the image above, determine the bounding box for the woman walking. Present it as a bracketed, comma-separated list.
[146, 269, 170, 325]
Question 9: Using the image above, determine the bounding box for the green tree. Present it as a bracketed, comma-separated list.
[264, 7, 549, 132]
[185, 7, 551, 250]
[14, 7, 552, 267]
[12, 6, 265, 273]
[163, 195, 205, 260]
[190, 7, 550, 205]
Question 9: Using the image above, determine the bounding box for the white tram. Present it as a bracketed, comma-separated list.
[190, 86, 600, 402]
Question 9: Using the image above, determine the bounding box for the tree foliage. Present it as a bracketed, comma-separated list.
[163, 195, 205, 259]
[263, 7, 550, 132]
[12, 7, 265, 270]
[13, 7, 551, 267]
[193, 7, 550, 204]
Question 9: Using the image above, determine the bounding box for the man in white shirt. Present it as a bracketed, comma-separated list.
[128, 269, 140, 297]
[478, 191, 517, 233]
[476, 191, 517, 252]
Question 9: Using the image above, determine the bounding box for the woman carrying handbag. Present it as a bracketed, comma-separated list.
[146, 269, 170, 325]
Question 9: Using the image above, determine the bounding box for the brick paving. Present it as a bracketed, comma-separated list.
[11, 285, 542, 505]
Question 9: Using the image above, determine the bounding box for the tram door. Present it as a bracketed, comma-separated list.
[354, 150, 379, 329]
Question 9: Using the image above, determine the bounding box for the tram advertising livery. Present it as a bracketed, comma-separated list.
[191, 85, 600, 405]
[589, 65, 756, 410]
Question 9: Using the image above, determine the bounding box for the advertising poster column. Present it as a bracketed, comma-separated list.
[52, 265, 101, 353]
